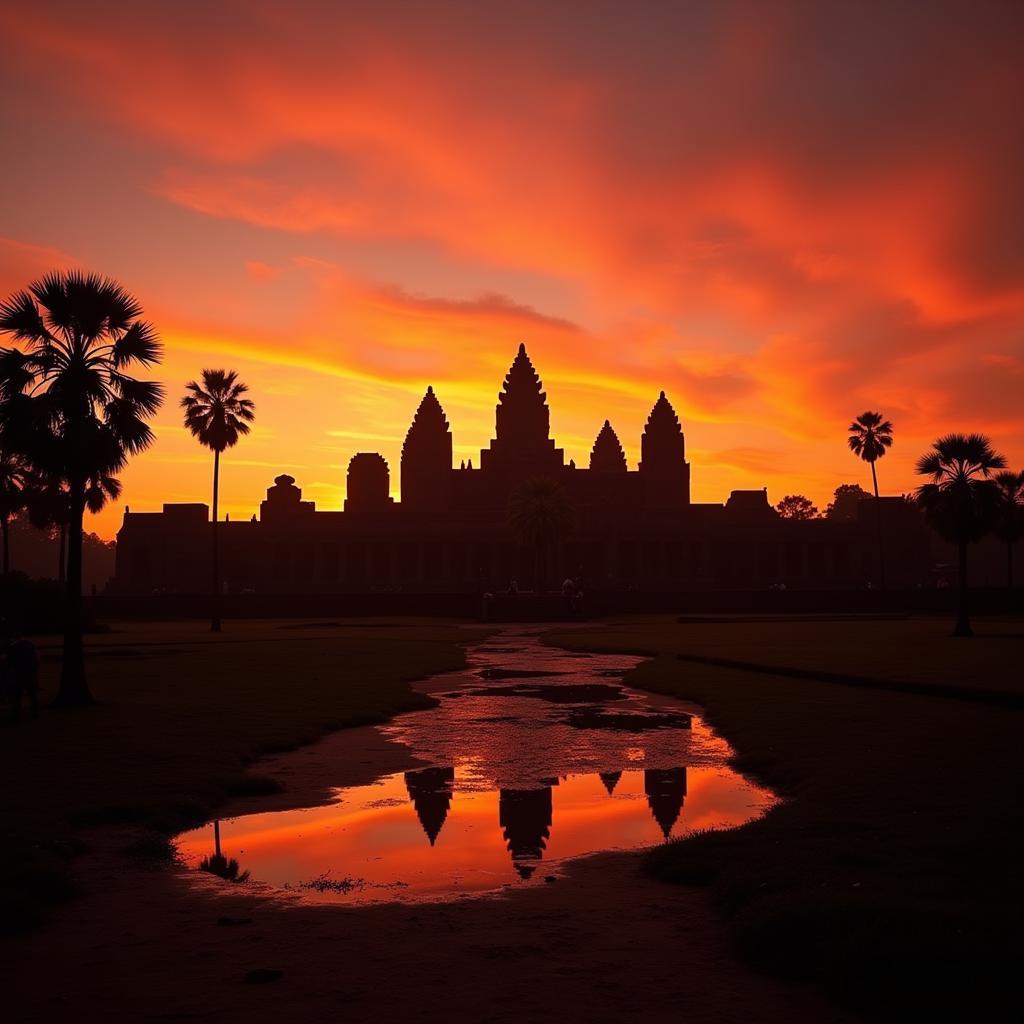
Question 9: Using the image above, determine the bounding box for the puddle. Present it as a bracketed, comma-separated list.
[176, 628, 776, 904]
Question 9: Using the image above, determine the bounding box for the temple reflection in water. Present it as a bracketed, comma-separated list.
[404, 767, 687, 870]
[404, 766, 456, 847]
[175, 632, 776, 903]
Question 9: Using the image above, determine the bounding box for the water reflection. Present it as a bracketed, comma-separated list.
[404, 766, 455, 846]
[175, 629, 776, 903]
[644, 768, 688, 839]
[198, 819, 251, 883]
[600, 771, 622, 795]
[499, 785, 554, 878]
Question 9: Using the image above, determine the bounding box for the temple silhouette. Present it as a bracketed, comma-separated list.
[112, 344, 927, 594]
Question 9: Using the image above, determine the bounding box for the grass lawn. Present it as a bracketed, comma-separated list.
[2, 618, 484, 931]
[546, 616, 1024, 1022]
[590, 613, 1024, 700]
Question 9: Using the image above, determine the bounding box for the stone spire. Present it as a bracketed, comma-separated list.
[479, 344, 564, 477]
[589, 420, 627, 472]
[640, 391, 685, 468]
[638, 391, 690, 507]
[401, 386, 452, 508]
[345, 453, 392, 513]
[494, 343, 550, 448]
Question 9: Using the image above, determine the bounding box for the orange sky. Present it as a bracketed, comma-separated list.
[1, 2, 1022, 539]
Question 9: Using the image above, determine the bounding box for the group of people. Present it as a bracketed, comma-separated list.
[1, 627, 39, 722]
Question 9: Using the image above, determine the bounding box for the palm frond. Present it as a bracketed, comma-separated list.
[112, 321, 162, 367]
[0, 290, 50, 341]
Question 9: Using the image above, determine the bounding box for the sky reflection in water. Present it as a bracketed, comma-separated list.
[176, 630, 775, 903]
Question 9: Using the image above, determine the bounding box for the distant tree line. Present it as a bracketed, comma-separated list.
[774, 412, 1022, 635]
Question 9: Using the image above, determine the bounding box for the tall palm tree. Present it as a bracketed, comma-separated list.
[915, 433, 1006, 637]
[848, 411, 894, 588]
[0, 271, 162, 705]
[508, 477, 573, 593]
[0, 448, 33, 574]
[993, 469, 1024, 590]
[181, 370, 255, 632]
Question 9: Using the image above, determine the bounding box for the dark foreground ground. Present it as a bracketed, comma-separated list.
[548, 615, 1024, 1021]
[3, 614, 1020, 1022]
[3, 618, 836, 1024]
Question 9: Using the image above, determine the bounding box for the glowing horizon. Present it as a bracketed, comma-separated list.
[1, 2, 1021, 540]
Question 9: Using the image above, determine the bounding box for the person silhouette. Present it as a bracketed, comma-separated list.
[6, 631, 39, 722]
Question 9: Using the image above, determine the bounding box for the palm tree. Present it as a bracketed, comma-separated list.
[848, 411, 894, 588]
[508, 477, 573, 592]
[25, 470, 120, 582]
[25, 472, 71, 582]
[993, 469, 1024, 590]
[0, 448, 33, 574]
[0, 271, 162, 705]
[181, 370, 255, 632]
[915, 433, 1006, 637]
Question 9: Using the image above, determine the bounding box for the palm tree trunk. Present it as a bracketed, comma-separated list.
[211, 448, 222, 632]
[870, 460, 885, 590]
[57, 477, 93, 705]
[58, 523, 66, 583]
[1007, 541, 1014, 591]
[1, 513, 8, 575]
[953, 539, 972, 637]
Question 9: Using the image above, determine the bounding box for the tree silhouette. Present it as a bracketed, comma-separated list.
[915, 433, 1005, 636]
[0, 272, 162, 705]
[824, 482, 871, 520]
[992, 469, 1024, 590]
[181, 370, 255, 631]
[508, 477, 573, 592]
[848, 411, 893, 588]
[775, 494, 820, 520]
[24, 473, 69, 581]
[26, 471, 121, 583]
[0, 448, 34, 574]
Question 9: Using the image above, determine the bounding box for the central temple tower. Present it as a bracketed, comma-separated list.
[479, 343, 564, 479]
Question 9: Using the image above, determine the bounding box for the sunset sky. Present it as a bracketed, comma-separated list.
[1, 1, 1022, 539]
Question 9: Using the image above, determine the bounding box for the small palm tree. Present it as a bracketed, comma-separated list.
[25, 472, 70, 581]
[915, 433, 1006, 637]
[26, 471, 121, 582]
[181, 370, 255, 631]
[993, 470, 1024, 590]
[508, 477, 573, 592]
[0, 448, 34, 574]
[848, 411, 894, 588]
[198, 853, 250, 883]
[0, 271, 162, 705]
